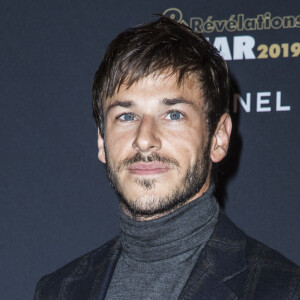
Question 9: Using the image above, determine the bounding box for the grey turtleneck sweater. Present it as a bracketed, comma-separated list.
[105, 185, 219, 300]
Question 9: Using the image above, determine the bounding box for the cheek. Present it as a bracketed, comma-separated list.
[105, 131, 135, 165]
[162, 128, 204, 163]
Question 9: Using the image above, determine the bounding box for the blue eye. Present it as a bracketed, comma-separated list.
[118, 113, 135, 121]
[166, 111, 184, 120]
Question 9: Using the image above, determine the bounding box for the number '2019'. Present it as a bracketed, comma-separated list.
[257, 42, 300, 59]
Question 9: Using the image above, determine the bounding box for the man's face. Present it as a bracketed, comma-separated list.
[98, 73, 213, 219]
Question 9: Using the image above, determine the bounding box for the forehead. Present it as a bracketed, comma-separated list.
[104, 72, 203, 107]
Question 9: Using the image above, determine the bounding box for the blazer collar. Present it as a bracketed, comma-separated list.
[178, 210, 248, 299]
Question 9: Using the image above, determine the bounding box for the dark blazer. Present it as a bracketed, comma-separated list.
[34, 212, 300, 299]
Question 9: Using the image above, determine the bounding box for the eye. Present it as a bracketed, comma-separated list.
[166, 110, 184, 120]
[117, 113, 136, 121]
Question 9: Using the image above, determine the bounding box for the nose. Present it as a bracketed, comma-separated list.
[132, 116, 162, 153]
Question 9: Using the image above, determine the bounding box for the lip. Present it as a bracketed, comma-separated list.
[128, 162, 170, 175]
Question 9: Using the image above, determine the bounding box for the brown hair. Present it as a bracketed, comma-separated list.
[92, 16, 230, 138]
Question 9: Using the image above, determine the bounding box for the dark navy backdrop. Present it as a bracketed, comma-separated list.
[1, 1, 299, 299]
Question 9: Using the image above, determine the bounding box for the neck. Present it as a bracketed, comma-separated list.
[119, 183, 219, 261]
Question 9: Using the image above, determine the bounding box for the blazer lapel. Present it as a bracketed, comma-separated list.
[58, 237, 122, 300]
[95, 238, 122, 300]
[179, 211, 248, 300]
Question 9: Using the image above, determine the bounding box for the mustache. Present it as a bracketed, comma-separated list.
[117, 152, 180, 171]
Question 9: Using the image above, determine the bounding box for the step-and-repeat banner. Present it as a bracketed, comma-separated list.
[1, 1, 299, 299]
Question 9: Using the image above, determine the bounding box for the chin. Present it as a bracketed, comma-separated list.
[121, 191, 182, 218]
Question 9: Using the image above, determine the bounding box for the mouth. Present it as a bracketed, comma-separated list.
[127, 162, 170, 175]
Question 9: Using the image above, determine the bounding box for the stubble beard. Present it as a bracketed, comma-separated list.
[105, 145, 210, 219]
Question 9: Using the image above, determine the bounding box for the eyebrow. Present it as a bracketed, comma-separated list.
[106, 97, 196, 114]
[106, 100, 134, 114]
[161, 97, 196, 107]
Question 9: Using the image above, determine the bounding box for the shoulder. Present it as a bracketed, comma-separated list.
[34, 236, 120, 300]
[244, 235, 300, 298]
[211, 212, 300, 298]
[245, 234, 298, 270]
[216, 211, 299, 271]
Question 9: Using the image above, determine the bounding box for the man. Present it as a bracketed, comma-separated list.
[35, 16, 299, 299]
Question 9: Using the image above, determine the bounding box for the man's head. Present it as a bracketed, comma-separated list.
[92, 17, 232, 220]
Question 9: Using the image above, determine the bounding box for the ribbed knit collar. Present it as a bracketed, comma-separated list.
[119, 184, 219, 262]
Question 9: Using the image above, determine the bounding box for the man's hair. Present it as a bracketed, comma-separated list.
[92, 16, 230, 138]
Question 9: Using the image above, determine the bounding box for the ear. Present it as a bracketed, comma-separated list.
[210, 113, 232, 163]
[97, 130, 106, 163]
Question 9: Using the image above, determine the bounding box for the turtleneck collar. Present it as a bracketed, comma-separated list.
[119, 184, 219, 262]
